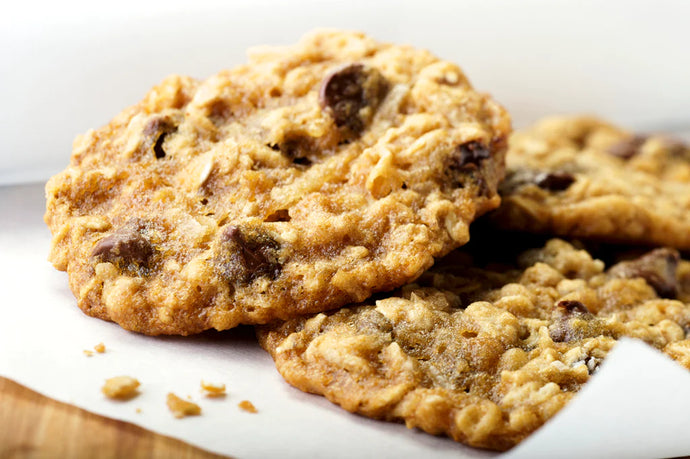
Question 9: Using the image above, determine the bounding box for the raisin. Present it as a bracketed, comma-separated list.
[608, 248, 680, 299]
[453, 141, 491, 171]
[218, 225, 281, 284]
[534, 172, 576, 191]
[143, 116, 178, 159]
[444, 141, 492, 192]
[319, 63, 389, 136]
[607, 135, 647, 159]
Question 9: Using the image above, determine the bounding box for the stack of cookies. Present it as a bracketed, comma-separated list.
[44, 30, 690, 451]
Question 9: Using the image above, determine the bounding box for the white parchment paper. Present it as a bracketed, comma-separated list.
[2, 183, 690, 459]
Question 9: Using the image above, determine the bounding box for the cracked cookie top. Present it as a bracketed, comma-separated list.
[492, 116, 690, 249]
[259, 239, 690, 451]
[44, 30, 510, 335]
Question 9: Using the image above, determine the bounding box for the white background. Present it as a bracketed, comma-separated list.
[1, 0, 690, 184]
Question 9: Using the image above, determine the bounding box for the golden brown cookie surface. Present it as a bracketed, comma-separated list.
[44, 30, 509, 335]
[492, 116, 690, 248]
[259, 240, 690, 451]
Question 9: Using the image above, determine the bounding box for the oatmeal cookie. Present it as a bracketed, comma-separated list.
[492, 116, 690, 248]
[258, 240, 690, 451]
[44, 30, 510, 335]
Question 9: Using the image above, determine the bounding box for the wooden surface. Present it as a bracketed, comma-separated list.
[0, 377, 230, 459]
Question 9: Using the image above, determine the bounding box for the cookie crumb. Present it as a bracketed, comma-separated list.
[201, 380, 226, 397]
[167, 393, 201, 418]
[83, 350, 94, 357]
[94, 342, 106, 353]
[136, 408, 142, 414]
[102, 376, 140, 400]
[238, 400, 257, 413]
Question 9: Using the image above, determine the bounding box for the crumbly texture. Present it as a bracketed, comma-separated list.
[238, 400, 258, 413]
[200, 380, 226, 397]
[44, 30, 510, 335]
[259, 240, 690, 451]
[167, 393, 202, 418]
[102, 376, 140, 400]
[491, 116, 690, 248]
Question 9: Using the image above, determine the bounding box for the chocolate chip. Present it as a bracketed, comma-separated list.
[556, 300, 589, 315]
[218, 225, 281, 284]
[143, 117, 178, 159]
[534, 172, 576, 191]
[608, 248, 680, 298]
[607, 135, 647, 159]
[319, 63, 389, 136]
[91, 219, 154, 270]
